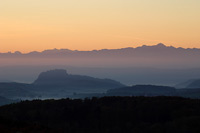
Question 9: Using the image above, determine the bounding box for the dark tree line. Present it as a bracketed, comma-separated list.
[0, 96, 200, 133]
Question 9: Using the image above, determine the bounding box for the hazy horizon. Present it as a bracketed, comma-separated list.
[1, 0, 200, 52]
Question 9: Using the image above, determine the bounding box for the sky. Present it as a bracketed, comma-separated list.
[0, 0, 200, 53]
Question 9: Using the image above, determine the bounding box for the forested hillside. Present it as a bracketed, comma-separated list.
[0, 96, 200, 133]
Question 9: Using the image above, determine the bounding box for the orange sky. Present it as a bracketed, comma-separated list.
[0, 0, 200, 53]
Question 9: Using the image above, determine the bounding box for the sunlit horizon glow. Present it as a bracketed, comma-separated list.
[0, 0, 200, 53]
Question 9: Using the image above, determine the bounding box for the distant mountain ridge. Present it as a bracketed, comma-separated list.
[1, 43, 200, 69]
[1, 43, 200, 57]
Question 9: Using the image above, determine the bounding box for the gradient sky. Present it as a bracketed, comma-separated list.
[0, 0, 200, 52]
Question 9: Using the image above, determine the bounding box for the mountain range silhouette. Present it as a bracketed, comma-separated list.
[1, 43, 200, 57]
[1, 43, 200, 70]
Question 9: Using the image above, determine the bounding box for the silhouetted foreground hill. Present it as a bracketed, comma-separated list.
[0, 96, 200, 133]
[105, 85, 200, 99]
[31, 69, 125, 98]
[107, 85, 176, 96]
[0, 96, 17, 106]
[0, 69, 125, 100]
[33, 69, 124, 89]
[2, 80, 200, 101]
[74, 85, 200, 99]
[0, 82, 35, 99]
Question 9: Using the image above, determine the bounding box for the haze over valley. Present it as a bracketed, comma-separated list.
[1, 43, 200, 103]
[1, 43, 200, 86]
